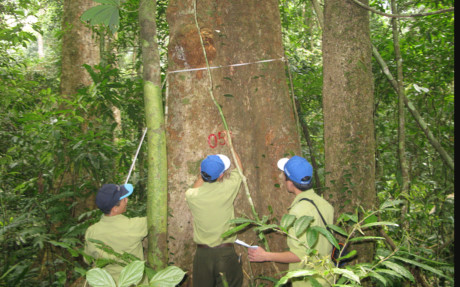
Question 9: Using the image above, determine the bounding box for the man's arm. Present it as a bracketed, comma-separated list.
[192, 173, 204, 188]
[248, 246, 300, 263]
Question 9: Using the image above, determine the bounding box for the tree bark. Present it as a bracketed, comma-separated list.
[322, 0, 376, 265]
[60, 0, 100, 216]
[60, 0, 99, 96]
[166, 0, 300, 284]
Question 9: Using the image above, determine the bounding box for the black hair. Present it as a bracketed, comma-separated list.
[102, 200, 121, 215]
[201, 171, 217, 183]
[285, 174, 313, 191]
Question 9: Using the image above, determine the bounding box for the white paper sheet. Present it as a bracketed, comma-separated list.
[235, 239, 258, 249]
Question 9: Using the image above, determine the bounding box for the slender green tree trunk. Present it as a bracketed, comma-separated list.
[390, 0, 410, 231]
[139, 0, 168, 270]
[322, 0, 376, 266]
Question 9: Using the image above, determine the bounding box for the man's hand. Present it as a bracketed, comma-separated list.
[248, 247, 268, 262]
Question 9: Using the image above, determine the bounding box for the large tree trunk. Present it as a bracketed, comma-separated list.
[322, 0, 376, 264]
[59, 0, 100, 214]
[166, 0, 300, 285]
[60, 0, 99, 96]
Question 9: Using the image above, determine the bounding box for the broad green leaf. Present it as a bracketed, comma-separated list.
[348, 236, 385, 242]
[392, 256, 453, 282]
[332, 268, 360, 283]
[308, 277, 322, 287]
[221, 222, 250, 238]
[81, 5, 111, 23]
[86, 268, 116, 287]
[306, 228, 318, 248]
[275, 269, 317, 286]
[309, 226, 339, 249]
[80, 5, 119, 33]
[367, 271, 388, 286]
[149, 266, 186, 287]
[325, 224, 348, 237]
[381, 261, 414, 282]
[337, 213, 358, 223]
[361, 221, 399, 229]
[395, 251, 451, 266]
[375, 268, 403, 278]
[280, 214, 296, 229]
[294, 216, 314, 238]
[379, 199, 404, 210]
[118, 261, 145, 287]
[363, 214, 378, 225]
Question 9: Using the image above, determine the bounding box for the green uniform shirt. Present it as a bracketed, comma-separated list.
[84, 214, 147, 283]
[185, 169, 242, 247]
[287, 190, 334, 287]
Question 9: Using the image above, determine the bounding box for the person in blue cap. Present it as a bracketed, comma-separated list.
[185, 142, 244, 287]
[248, 156, 334, 287]
[84, 183, 147, 284]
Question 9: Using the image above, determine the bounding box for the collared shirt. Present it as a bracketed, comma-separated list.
[185, 169, 242, 247]
[84, 214, 147, 283]
[287, 189, 334, 287]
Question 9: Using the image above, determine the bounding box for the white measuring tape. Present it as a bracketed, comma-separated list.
[129, 57, 285, 183]
[167, 57, 285, 74]
[125, 127, 148, 184]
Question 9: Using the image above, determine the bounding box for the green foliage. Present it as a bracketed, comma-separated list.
[225, 199, 453, 286]
[1, 2, 147, 285]
[1, 0, 454, 286]
[279, 0, 454, 285]
[81, 0, 120, 34]
[85, 261, 185, 287]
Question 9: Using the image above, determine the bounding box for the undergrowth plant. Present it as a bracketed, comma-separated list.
[223, 199, 454, 286]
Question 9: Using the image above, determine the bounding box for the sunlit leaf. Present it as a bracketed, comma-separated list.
[149, 266, 186, 287]
[326, 224, 348, 237]
[367, 271, 388, 286]
[309, 226, 339, 249]
[306, 228, 318, 248]
[392, 256, 453, 282]
[118, 261, 145, 287]
[381, 261, 414, 282]
[361, 221, 399, 229]
[275, 269, 317, 286]
[348, 236, 385, 242]
[86, 268, 116, 287]
[294, 216, 314, 238]
[332, 268, 360, 283]
[280, 214, 296, 229]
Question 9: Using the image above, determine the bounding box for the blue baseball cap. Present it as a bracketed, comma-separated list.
[200, 154, 231, 181]
[277, 156, 313, 185]
[95, 184, 133, 214]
